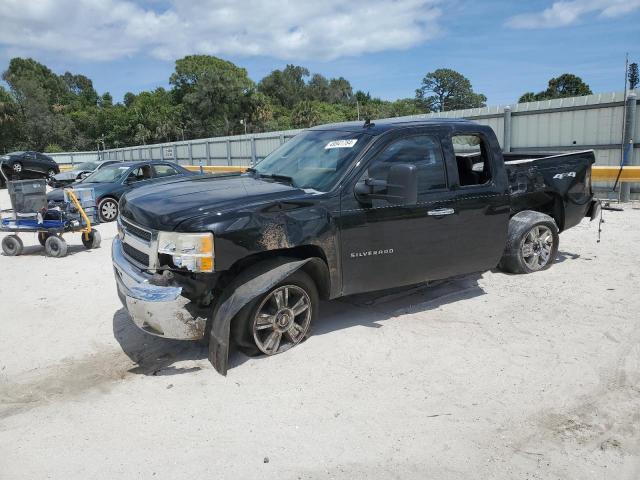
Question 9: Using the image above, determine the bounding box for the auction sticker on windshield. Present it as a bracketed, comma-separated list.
[325, 139, 358, 149]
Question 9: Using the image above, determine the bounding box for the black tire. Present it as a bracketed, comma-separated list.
[231, 270, 318, 356]
[98, 197, 119, 222]
[44, 235, 68, 258]
[2, 235, 24, 256]
[12, 162, 23, 174]
[499, 211, 559, 274]
[37, 232, 52, 246]
[81, 229, 101, 249]
[47, 169, 56, 180]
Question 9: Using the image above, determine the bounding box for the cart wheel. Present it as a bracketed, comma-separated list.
[82, 229, 101, 249]
[45, 236, 68, 258]
[2, 235, 24, 256]
[37, 232, 51, 246]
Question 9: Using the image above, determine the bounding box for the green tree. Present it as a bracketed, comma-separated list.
[291, 100, 321, 128]
[61, 72, 98, 108]
[518, 73, 592, 103]
[170, 55, 255, 137]
[306, 74, 330, 102]
[545, 74, 592, 98]
[416, 69, 486, 112]
[629, 63, 639, 90]
[258, 64, 309, 109]
[0, 86, 21, 152]
[518, 92, 538, 103]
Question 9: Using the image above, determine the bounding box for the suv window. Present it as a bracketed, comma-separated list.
[367, 135, 447, 195]
[127, 165, 152, 183]
[452, 134, 492, 187]
[153, 164, 179, 177]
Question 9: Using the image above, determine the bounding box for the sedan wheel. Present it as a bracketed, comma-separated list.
[98, 198, 118, 222]
[12, 162, 22, 173]
[47, 169, 56, 179]
[252, 284, 312, 355]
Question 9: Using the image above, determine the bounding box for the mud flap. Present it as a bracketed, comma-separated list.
[208, 258, 312, 375]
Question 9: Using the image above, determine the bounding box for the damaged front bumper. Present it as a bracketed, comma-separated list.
[112, 238, 206, 340]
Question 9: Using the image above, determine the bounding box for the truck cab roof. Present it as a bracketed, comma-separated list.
[310, 117, 477, 136]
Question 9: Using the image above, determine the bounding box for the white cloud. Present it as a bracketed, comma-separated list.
[506, 0, 640, 29]
[0, 0, 442, 61]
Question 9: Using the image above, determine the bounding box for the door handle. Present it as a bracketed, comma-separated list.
[427, 208, 455, 216]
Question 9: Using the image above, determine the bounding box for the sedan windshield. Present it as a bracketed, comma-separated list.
[76, 162, 99, 171]
[83, 165, 129, 183]
[252, 130, 371, 191]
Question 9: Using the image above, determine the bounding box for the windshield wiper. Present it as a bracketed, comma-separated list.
[257, 172, 296, 186]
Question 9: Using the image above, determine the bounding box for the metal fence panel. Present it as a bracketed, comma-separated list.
[48, 90, 638, 196]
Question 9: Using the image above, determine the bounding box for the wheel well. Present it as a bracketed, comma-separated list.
[512, 194, 565, 231]
[98, 195, 118, 205]
[216, 245, 331, 300]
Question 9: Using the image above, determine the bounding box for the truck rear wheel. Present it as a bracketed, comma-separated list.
[499, 211, 559, 274]
[231, 270, 318, 356]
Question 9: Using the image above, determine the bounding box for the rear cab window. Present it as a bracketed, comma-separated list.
[451, 134, 493, 187]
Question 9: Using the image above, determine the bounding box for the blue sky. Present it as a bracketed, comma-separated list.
[0, 0, 639, 105]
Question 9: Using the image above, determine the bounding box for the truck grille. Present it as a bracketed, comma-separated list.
[122, 243, 150, 266]
[121, 217, 152, 242]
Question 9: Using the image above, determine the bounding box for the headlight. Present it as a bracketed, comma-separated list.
[157, 231, 214, 273]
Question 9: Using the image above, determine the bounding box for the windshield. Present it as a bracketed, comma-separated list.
[252, 130, 371, 191]
[83, 165, 129, 183]
[76, 162, 99, 171]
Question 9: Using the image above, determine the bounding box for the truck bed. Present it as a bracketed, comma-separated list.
[503, 150, 596, 230]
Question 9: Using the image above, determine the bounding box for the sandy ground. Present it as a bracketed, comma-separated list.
[0, 187, 639, 480]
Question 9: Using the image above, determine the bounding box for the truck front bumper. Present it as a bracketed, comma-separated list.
[112, 238, 206, 340]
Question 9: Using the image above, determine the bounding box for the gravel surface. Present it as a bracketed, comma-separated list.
[1, 188, 639, 479]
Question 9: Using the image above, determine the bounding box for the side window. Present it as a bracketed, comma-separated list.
[451, 134, 492, 187]
[367, 135, 447, 194]
[153, 164, 179, 177]
[127, 165, 152, 183]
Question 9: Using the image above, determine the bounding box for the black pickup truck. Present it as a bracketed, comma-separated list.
[112, 118, 600, 374]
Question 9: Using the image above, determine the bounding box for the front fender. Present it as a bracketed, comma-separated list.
[208, 257, 312, 375]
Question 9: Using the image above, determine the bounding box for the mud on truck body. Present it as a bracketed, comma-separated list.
[112, 118, 600, 374]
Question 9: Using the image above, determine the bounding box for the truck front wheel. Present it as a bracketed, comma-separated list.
[499, 211, 559, 274]
[231, 270, 318, 356]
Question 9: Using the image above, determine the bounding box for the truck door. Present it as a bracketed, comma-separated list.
[339, 130, 459, 295]
[444, 131, 510, 273]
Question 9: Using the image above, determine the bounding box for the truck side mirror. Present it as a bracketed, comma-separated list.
[354, 163, 418, 206]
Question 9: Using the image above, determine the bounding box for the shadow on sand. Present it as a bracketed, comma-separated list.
[113, 272, 487, 376]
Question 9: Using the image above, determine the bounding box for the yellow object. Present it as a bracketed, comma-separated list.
[200, 257, 214, 272]
[591, 166, 640, 182]
[64, 189, 92, 239]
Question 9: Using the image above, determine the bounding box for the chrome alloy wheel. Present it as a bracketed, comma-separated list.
[252, 285, 312, 355]
[520, 225, 554, 271]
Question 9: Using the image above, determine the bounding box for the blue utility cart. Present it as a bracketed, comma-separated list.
[0, 162, 101, 257]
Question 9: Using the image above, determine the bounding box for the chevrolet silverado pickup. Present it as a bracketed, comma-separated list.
[112, 118, 600, 374]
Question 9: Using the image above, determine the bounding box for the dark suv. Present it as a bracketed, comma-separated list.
[0, 151, 60, 185]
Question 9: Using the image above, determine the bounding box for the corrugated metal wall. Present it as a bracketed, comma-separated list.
[48, 90, 638, 195]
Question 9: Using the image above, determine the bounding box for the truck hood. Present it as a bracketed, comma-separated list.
[119, 174, 306, 231]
